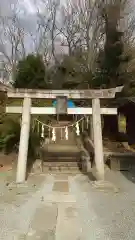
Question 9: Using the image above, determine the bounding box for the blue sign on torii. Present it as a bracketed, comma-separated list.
[52, 99, 75, 108]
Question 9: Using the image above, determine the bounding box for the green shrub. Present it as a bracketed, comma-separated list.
[0, 116, 41, 157]
[0, 117, 20, 154]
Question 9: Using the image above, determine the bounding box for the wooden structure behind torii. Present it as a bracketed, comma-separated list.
[5, 87, 123, 183]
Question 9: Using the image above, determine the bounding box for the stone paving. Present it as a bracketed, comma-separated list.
[1, 169, 135, 239]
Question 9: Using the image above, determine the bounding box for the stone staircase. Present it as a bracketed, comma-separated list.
[40, 122, 81, 173]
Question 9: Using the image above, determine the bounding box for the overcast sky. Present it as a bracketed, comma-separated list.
[0, 0, 37, 14]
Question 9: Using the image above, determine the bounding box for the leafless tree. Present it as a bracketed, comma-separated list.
[55, 0, 104, 73]
[56, 1, 81, 56]
[35, 0, 60, 64]
[77, 0, 104, 72]
[0, 1, 26, 81]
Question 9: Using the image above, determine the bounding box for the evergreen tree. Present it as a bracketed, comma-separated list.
[13, 54, 48, 89]
[93, 2, 130, 89]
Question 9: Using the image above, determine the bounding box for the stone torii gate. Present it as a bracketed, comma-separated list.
[5, 87, 123, 183]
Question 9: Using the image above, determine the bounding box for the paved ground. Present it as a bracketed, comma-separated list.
[1, 168, 135, 239]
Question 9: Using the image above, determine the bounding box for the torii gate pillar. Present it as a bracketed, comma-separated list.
[16, 97, 31, 183]
[92, 98, 104, 180]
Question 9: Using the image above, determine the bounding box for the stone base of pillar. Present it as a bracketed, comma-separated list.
[91, 180, 119, 193]
[91, 165, 105, 181]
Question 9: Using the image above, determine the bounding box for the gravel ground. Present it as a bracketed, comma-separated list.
[69, 168, 135, 240]
[0, 168, 135, 239]
[0, 172, 54, 240]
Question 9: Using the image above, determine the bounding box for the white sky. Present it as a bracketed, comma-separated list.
[20, 0, 37, 13]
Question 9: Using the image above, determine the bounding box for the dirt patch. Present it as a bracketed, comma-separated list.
[0, 152, 17, 169]
[54, 174, 68, 181]
[53, 181, 69, 192]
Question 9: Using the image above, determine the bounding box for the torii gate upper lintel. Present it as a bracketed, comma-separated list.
[5, 86, 123, 183]
[7, 86, 123, 99]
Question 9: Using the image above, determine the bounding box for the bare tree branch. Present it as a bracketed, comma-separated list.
[0, 1, 26, 80]
[35, 0, 60, 63]
[58, 0, 104, 72]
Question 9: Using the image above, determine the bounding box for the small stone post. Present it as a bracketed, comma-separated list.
[16, 97, 31, 183]
[92, 98, 104, 180]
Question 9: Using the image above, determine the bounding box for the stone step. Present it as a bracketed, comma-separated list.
[51, 140, 76, 145]
[43, 161, 79, 167]
[43, 156, 79, 162]
[41, 154, 80, 159]
[43, 166, 81, 173]
[43, 144, 79, 153]
[31, 160, 82, 174]
[41, 149, 80, 162]
[42, 161, 81, 173]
